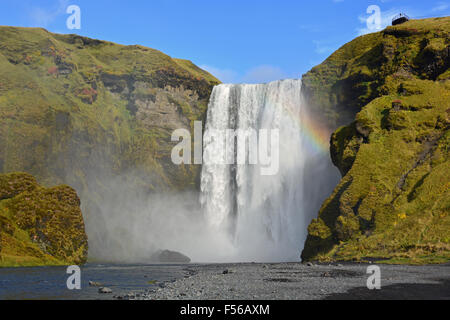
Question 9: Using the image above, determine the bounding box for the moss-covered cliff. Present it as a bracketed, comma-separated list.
[0, 172, 87, 267]
[302, 17, 450, 264]
[0, 26, 219, 191]
[0, 27, 220, 260]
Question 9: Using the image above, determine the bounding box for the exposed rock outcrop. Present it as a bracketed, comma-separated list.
[0, 26, 219, 192]
[150, 249, 191, 263]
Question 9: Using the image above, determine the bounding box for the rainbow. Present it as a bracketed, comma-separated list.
[265, 91, 332, 154]
[300, 111, 333, 154]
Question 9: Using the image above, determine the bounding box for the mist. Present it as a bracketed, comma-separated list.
[63, 80, 341, 264]
[79, 173, 235, 263]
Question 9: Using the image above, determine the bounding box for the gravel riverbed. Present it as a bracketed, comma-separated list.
[114, 262, 450, 300]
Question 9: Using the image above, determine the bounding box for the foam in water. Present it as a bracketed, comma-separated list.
[200, 79, 339, 262]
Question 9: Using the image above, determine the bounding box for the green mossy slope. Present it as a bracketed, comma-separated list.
[302, 17, 450, 264]
[0, 26, 219, 191]
[0, 172, 88, 267]
[0, 27, 220, 262]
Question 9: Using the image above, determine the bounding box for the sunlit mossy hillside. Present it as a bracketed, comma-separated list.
[302, 17, 450, 264]
[0, 26, 219, 191]
[0, 172, 87, 267]
[0, 27, 220, 261]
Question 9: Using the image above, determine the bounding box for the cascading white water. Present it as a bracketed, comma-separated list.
[200, 79, 339, 262]
[81, 79, 338, 263]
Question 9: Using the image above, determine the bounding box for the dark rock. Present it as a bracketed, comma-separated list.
[392, 99, 403, 111]
[125, 293, 135, 300]
[355, 121, 372, 138]
[150, 249, 191, 263]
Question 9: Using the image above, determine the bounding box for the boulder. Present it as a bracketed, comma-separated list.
[150, 250, 191, 263]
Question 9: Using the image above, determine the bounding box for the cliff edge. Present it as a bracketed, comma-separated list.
[302, 17, 450, 264]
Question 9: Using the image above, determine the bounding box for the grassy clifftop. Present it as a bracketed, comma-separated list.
[0, 172, 87, 267]
[302, 17, 450, 264]
[302, 17, 449, 127]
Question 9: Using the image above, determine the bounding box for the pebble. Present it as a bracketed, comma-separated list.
[89, 281, 102, 287]
[98, 287, 112, 294]
[111, 262, 447, 300]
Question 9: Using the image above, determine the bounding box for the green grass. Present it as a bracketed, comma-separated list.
[302, 16, 450, 128]
[302, 17, 450, 265]
[0, 26, 220, 237]
[0, 26, 219, 187]
[0, 27, 222, 265]
[0, 172, 88, 267]
[174, 58, 220, 83]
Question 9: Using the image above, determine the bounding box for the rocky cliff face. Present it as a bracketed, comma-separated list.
[0, 27, 220, 261]
[302, 17, 450, 264]
[0, 27, 219, 192]
[0, 172, 87, 267]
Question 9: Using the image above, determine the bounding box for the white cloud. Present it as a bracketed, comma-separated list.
[356, 2, 450, 36]
[200, 64, 290, 84]
[357, 7, 400, 35]
[431, 2, 449, 12]
[28, 0, 69, 27]
[241, 65, 287, 84]
[200, 65, 238, 83]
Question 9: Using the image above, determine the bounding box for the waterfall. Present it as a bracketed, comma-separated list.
[200, 79, 339, 262]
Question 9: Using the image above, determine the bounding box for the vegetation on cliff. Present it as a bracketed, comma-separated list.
[0, 26, 219, 191]
[0, 27, 220, 260]
[302, 17, 450, 264]
[0, 172, 88, 267]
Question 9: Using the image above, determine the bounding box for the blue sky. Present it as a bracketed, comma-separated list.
[0, 0, 449, 83]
